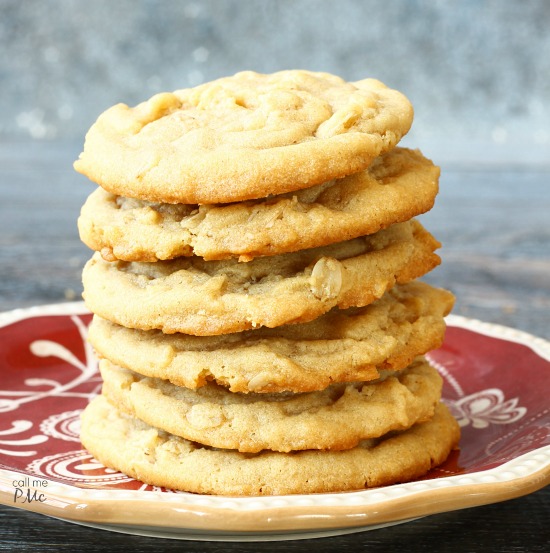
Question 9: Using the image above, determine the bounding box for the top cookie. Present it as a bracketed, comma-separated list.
[74, 70, 414, 204]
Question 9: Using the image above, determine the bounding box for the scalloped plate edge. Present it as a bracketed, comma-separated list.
[0, 445, 548, 537]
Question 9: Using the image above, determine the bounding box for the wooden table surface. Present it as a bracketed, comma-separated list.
[0, 142, 548, 551]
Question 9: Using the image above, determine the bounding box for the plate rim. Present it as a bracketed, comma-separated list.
[0, 302, 549, 537]
[1, 447, 549, 535]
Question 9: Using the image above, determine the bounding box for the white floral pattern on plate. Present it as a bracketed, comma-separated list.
[427, 357, 527, 429]
[26, 449, 137, 485]
[40, 410, 82, 443]
[0, 421, 48, 457]
[446, 388, 527, 429]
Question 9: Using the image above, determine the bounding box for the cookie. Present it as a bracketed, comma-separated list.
[82, 220, 441, 335]
[88, 281, 454, 393]
[80, 397, 459, 496]
[78, 148, 439, 262]
[73, 70, 414, 204]
[100, 357, 442, 453]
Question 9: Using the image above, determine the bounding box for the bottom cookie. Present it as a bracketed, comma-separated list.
[80, 396, 460, 496]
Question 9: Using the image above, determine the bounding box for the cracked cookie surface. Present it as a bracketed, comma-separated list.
[82, 220, 441, 335]
[80, 397, 460, 495]
[88, 281, 454, 393]
[74, 70, 413, 204]
[99, 357, 443, 453]
[79, 148, 439, 262]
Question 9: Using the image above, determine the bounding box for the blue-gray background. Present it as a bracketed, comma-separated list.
[1, 0, 549, 165]
[1, 0, 549, 333]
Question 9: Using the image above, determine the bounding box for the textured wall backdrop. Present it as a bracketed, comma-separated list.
[1, 0, 549, 164]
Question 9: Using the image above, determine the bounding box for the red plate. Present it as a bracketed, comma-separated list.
[0, 303, 548, 541]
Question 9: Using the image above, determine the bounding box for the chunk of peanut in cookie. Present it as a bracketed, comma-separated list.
[310, 257, 343, 300]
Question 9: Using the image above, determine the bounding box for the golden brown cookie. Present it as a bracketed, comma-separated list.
[80, 397, 460, 496]
[99, 357, 443, 453]
[81, 220, 441, 335]
[74, 70, 414, 204]
[78, 148, 439, 262]
[88, 281, 454, 393]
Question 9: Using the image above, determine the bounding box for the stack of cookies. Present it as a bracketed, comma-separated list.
[75, 70, 460, 496]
